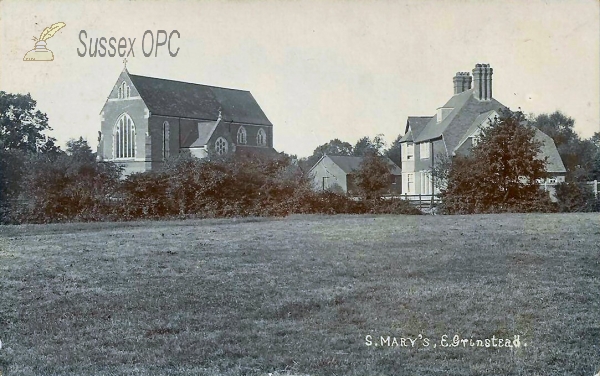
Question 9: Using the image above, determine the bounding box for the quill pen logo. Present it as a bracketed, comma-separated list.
[23, 22, 66, 61]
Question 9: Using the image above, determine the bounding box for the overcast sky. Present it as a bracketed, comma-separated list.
[1, 0, 598, 157]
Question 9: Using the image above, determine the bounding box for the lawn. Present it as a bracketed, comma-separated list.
[0, 213, 599, 375]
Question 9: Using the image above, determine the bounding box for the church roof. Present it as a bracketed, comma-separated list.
[128, 74, 272, 126]
[321, 155, 402, 175]
[413, 89, 504, 151]
[399, 116, 433, 142]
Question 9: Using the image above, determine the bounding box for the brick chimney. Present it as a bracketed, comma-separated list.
[472, 63, 493, 100]
[453, 72, 472, 94]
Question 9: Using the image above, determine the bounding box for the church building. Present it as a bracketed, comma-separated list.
[97, 68, 276, 175]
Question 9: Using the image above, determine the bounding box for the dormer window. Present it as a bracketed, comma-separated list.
[436, 107, 453, 123]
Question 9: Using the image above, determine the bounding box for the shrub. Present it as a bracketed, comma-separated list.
[554, 182, 600, 212]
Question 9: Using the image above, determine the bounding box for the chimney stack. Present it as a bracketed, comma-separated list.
[472, 63, 493, 100]
[453, 72, 472, 94]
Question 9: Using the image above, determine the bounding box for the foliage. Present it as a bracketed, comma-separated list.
[66, 137, 96, 162]
[0, 91, 61, 154]
[384, 134, 402, 166]
[353, 134, 386, 157]
[441, 109, 556, 214]
[530, 111, 599, 181]
[0, 149, 28, 223]
[298, 138, 353, 171]
[13, 154, 122, 223]
[353, 151, 392, 199]
[430, 152, 452, 192]
[554, 181, 599, 212]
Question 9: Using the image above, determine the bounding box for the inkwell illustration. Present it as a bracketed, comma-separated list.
[23, 22, 66, 61]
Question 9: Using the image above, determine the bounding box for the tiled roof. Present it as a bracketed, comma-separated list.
[453, 110, 498, 152]
[399, 116, 433, 143]
[326, 155, 402, 175]
[532, 127, 567, 173]
[129, 74, 272, 126]
[413, 89, 505, 151]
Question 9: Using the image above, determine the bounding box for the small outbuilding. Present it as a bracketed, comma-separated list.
[309, 155, 402, 195]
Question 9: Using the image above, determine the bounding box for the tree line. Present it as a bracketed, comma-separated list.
[1, 91, 599, 222]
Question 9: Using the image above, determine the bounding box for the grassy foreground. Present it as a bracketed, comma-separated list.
[0, 214, 599, 375]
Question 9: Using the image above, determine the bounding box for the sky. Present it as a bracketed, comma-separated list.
[0, 0, 598, 158]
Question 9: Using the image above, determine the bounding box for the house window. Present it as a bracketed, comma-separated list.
[407, 173, 414, 193]
[114, 113, 135, 159]
[406, 143, 414, 160]
[118, 87, 122, 99]
[215, 137, 228, 155]
[257, 128, 267, 146]
[163, 121, 170, 159]
[420, 142, 430, 159]
[237, 126, 247, 144]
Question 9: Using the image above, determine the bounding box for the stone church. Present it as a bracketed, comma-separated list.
[97, 68, 276, 175]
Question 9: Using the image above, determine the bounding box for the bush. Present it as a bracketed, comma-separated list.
[554, 182, 600, 212]
[4, 151, 420, 224]
[12, 155, 122, 223]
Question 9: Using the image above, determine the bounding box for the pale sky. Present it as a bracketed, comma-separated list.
[1, 0, 598, 157]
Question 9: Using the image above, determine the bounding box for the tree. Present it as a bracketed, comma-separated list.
[353, 151, 391, 199]
[353, 134, 386, 157]
[441, 109, 555, 213]
[384, 134, 402, 166]
[0, 92, 60, 154]
[66, 137, 96, 162]
[530, 111, 596, 181]
[298, 138, 353, 171]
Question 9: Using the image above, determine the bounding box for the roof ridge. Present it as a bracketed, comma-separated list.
[128, 73, 251, 93]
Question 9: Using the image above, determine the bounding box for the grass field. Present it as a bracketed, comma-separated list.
[0, 213, 599, 375]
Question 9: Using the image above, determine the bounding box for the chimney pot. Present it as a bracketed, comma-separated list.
[472, 63, 492, 101]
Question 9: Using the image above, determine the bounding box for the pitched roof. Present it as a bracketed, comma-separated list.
[413, 89, 505, 151]
[128, 74, 272, 126]
[533, 127, 567, 173]
[179, 121, 220, 148]
[399, 116, 433, 143]
[453, 109, 498, 152]
[325, 155, 402, 175]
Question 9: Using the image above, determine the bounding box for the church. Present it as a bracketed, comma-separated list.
[97, 68, 276, 175]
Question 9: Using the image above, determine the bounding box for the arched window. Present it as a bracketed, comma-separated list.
[114, 113, 135, 159]
[237, 126, 247, 144]
[257, 128, 267, 147]
[163, 121, 170, 159]
[118, 82, 130, 99]
[215, 137, 228, 155]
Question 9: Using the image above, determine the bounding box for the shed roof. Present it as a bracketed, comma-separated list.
[325, 155, 402, 175]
